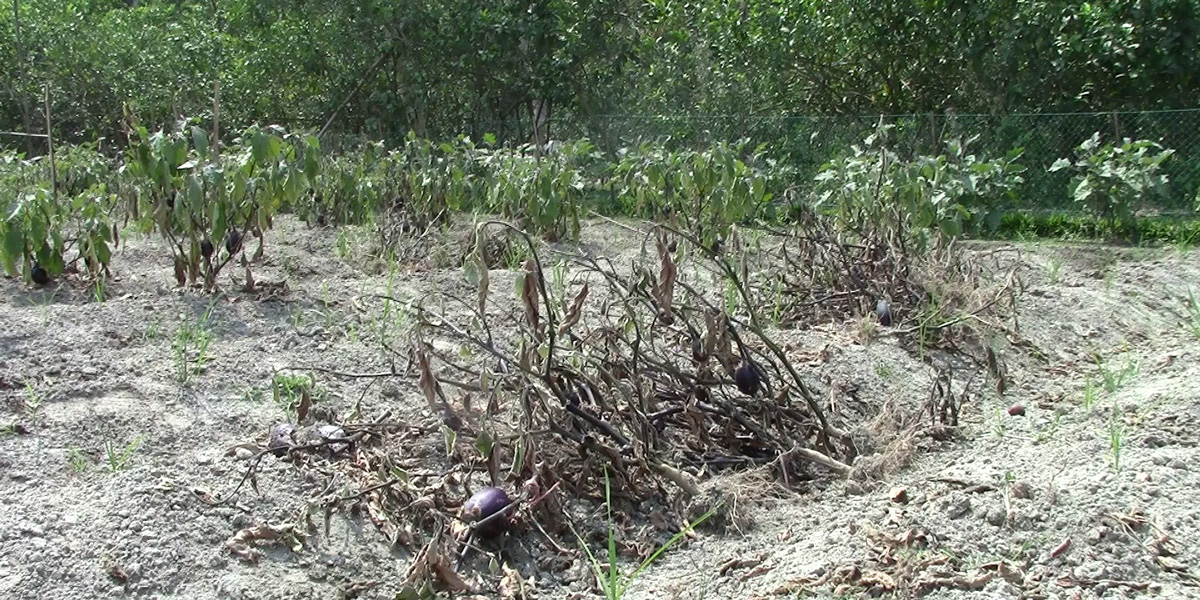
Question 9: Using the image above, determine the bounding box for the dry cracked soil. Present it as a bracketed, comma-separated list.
[2, 217, 1200, 600]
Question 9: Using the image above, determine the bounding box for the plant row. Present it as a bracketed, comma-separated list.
[0, 121, 1186, 291]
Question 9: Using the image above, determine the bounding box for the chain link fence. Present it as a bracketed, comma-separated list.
[554, 109, 1200, 212]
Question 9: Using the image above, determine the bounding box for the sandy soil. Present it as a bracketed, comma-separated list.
[2, 217, 1199, 600]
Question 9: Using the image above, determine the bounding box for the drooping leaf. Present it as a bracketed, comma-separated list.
[558, 282, 589, 335]
[474, 431, 494, 458]
[1, 227, 23, 276]
[191, 126, 209, 158]
[521, 258, 541, 336]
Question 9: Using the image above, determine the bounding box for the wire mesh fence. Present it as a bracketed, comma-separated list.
[554, 109, 1200, 212]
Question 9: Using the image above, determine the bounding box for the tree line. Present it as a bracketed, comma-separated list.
[2, 0, 1198, 148]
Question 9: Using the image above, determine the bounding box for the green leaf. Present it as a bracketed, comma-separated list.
[1048, 158, 1072, 173]
[464, 258, 480, 287]
[514, 272, 526, 299]
[251, 132, 269, 164]
[186, 176, 204, 211]
[165, 138, 188, 168]
[983, 208, 1004, 233]
[284, 171, 303, 203]
[304, 145, 319, 184]
[191, 126, 209, 158]
[442, 424, 457, 457]
[2, 227, 23, 276]
[94, 238, 111, 268]
[211, 201, 227, 248]
[474, 430, 494, 458]
[232, 172, 247, 203]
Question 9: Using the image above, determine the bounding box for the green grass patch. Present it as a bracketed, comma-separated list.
[985, 211, 1200, 245]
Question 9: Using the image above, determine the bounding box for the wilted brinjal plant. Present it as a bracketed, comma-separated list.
[370, 220, 857, 535]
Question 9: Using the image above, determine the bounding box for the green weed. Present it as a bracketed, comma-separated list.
[272, 372, 323, 419]
[1082, 379, 1098, 411]
[1035, 413, 1062, 443]
[569, 468, 719, 600]
[173, 300, 217, 383]
[1184, 288, 1200, 338]
[104, 436, 141, 473]
[241, 386, 266, 403]
[1095, 353, 1139, 393]
[22, 380, 44, 417]
[68, 447, 89, 474]
[142, 320, 163, 342]
[1046, 258, 1062, 284]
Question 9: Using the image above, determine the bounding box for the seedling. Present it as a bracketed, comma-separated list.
[1082, 380, 1098, 411]
[104, 436, 141, 473]
[1095, 354, 1139, 393]
[22, 380, 44, 417]
[241, 386, 266, 403]
[142, 320, 163, 342]
[173, 299, 217, 383]
[1035, 413, 1062, 443]
[991, 404, 1008, 437]
[68, 446, 89, 474]
[1184, 288, 1200, 339]
[272, 372, 323, 420]
[1046, 259, 1062, 284]
[568, 468, 719, 600]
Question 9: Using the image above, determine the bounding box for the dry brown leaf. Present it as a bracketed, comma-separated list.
[499, 562, 526, 600]
[1050, 536, 1072, 558]
[224, 443, 264, 456]
[243, 264, 256, 293]
[858, 569, 897, 590]
[173, 258, 186, 287]
[429, 531, 475, 593]
[980, 560, 1025, 583]
[654, 232, 677, 321]
[473, 231, 490, 317]
[521, 258, 541, 336]
[225, 523, 295, 563]
[914, 572, 992, 595]
[414, 344, 442, 413]
[738, 564, 773, 582]
[296, 388, 311, 423]
[1157, 556, 1189, 573]
[557, 282, 589, 335]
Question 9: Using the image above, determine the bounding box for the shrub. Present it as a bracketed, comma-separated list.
[1050, 132, 1174, 243]
[812, 124, 1025, 251]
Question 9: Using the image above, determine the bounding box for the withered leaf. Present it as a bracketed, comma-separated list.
[296, 388, 311, 423]
[654, 232, 676, 320]
[557, 282, 589, 335]
[225, 523, 294, 563]
[173, 258, 187, 287]
[499, 562, 527, 599]
[415, 344, 442, 412]
[521, 258, 541, 336]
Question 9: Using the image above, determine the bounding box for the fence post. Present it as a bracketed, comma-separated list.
[44, 84, 56, 204]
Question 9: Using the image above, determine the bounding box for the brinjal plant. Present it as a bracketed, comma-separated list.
[127, 118, 319, 291]
[1, 147, 118, 287]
